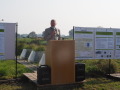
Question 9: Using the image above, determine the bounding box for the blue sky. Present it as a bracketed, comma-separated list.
[0, 0, 120, 35]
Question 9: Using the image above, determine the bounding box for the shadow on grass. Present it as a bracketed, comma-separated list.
[37, 84, 83, 90]
[12, 81, 83, 90]
[85, 77, 113, 85]
[18, 77, 84, 90]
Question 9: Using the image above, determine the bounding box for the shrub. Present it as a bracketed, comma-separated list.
[97, 59, 118, 74]
[17, 43, 25, 56]
[23, 44, 32, 49]
[17, 38, 46, 56]
[77, 59, 118, 77]
[32, 44, 45, 51]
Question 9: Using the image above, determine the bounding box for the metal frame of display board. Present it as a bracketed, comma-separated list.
[15, 23, 18, 79]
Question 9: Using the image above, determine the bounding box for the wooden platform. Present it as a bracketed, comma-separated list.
[23, 72, 37, 84]
[106, 73, 120, 80]
[23, 72, 84, 89]
[110, 73, 120, 78]
[20, 57, 84, 89]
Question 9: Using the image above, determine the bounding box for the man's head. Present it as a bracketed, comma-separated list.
[50, 19, 56, 27]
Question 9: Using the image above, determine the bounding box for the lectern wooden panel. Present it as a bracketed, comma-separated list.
[45, 40, 75, 85]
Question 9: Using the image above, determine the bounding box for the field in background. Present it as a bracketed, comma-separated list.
[17, 37, 72, 55]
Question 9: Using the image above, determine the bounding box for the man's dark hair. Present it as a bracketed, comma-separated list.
[51, 19, 56, 22]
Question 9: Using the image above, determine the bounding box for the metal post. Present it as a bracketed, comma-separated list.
[73, 26, 74, 40]
[108, 59, 111, 75]
[15, 23, 18, 79]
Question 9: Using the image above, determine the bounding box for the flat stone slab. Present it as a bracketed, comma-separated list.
[17, 60, 38, 72]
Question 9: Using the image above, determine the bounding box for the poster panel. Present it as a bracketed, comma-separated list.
[115, 29, 120, 59]
[95, 28, 114, 59]
[74, 27, 95, 59]
[0, 23, 16, 60]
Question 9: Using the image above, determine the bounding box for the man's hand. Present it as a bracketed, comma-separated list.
[51, 31, 54, 36]
[50, 30, 57, 40]
[51, 30, 56, 36]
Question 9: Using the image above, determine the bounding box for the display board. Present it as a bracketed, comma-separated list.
[0, 23, 16, 60]
[74, 27, 120, 60]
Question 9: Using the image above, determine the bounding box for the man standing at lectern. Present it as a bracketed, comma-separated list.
[44, 19, 61, 41]
[39, 19, 61, 65]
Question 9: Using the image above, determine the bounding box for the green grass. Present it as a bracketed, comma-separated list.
[0, 59, 120, 89]
[0, 82, 36, 90]
[0, 60, 32, 79]
[83, 78, 120, 90]
[0, 78, 120, 90]
[0, 60, 120, 89]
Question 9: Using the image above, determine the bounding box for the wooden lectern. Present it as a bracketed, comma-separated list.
[45, 40, 75, 85]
